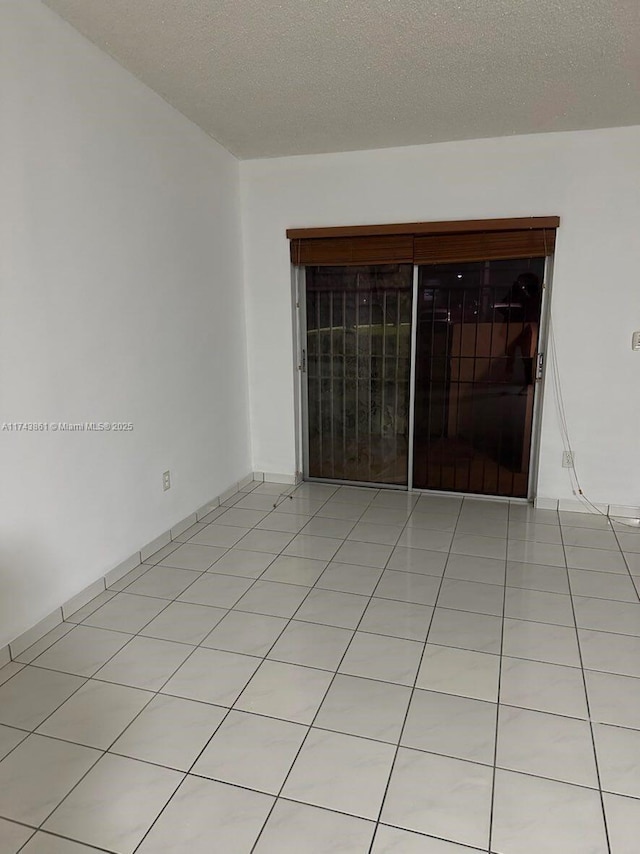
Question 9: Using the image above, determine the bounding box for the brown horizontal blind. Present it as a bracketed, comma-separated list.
[288, 217, 558, 266]
[290, 235, 413, 266]
[414, 228, 555, 263]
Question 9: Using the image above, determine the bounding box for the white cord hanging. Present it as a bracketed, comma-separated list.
[547, 314, 639, 529]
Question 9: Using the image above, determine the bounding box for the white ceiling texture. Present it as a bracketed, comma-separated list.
[43, 0, 640, 158]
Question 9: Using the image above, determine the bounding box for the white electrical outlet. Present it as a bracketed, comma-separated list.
[632, 331, 640, 351]
[562, 451, 575, 468]
[162, 470, 171, 491]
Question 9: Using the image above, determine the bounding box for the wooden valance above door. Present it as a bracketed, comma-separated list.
[287, 216, 559, 266]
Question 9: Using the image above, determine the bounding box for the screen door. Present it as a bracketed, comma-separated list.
[411, 258, 545, 497]
[304, 264, 413, 484]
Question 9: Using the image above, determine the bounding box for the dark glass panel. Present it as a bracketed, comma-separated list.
[306, 264, 413, 484]
[412, 258, 545, 497]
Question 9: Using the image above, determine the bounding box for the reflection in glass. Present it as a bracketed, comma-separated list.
[305, 265, 413, 484]
[412, 258, 545, 497]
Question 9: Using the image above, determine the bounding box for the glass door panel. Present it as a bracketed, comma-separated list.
[412, 258, 545, 497]
[305, 264, 413, 484]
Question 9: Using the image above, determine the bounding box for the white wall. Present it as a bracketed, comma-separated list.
[0, 0, 251, 647]
[241, 126, 640, 509]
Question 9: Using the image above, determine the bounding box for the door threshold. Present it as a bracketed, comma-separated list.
[303, 478, 533, 504]
[304, 477, 408, 491]
[411, 488, 531, 505]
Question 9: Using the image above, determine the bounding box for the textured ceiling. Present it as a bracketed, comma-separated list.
[42, 0, 640, 159]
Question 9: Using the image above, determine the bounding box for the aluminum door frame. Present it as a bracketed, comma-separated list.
[294, 264, 415, 490]
[525, 253, 554, 501]
[292, 264, 309, 483]
[406, 265, 420, 490]
[293, 257, 553, 500]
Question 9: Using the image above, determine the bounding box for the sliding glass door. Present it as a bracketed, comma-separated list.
[302, 256, 546, 497]
[412, 258, 545, 497]
[304, 264, 413, 484]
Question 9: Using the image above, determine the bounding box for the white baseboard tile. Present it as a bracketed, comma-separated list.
[467, 494, 511, 504]
[609, 504, 640, 520]
[0, 661, 24, 686]
[613, 517, 640, 528]
[195, 473, 255, 521]
[0, 645, 10, 669]
[558, 498, 609, 514]
[196, 497, 220, 521]
[197, 507, 227, 524]
[262, 472, 298, 485]
[238, 473, 256, 491]
[219, 483, 242, 503]
[107, 564, 150, 592]
[534, 497, 559, 511]
[65, 590, 117, 624]
[535, 496, 639, 520]
[61, 578, 107, 621]
[5, 471, 289, 660]
[15, 622, 75, 664]
[10, 608, 63, 660]
[172, 521, 208, 543]
[171, 512, 198, 539]
[104, 552, 142, 588]
[140, 530, 172, 562]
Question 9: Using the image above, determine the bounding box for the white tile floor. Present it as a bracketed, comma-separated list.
[1, 482, 640, 853]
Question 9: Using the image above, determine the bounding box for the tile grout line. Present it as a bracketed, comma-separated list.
[3, 723, 639, 850]
[1, 508, 303, 841]
[15, 826, 114, 854]
[610, 524, 640, 605]
[4, 479, 265, 663]
[3, 485, 639, 852]
[559, 518, 613, 854]
[6, 517, 639, 689]
[76, 490, 333, 709]
[98, 497, 337, 791]
[6, 515, 290, 847]
[486, 498, 523, 853]
[129, 483, 357, 854]
[1, 579, 211, 835]
[366, 494, 466, 853]
[244, 490, 437, 851]
[246, 487, 416, 853]
[18, 665, 640, 764]
[13, 505, 594, 708]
